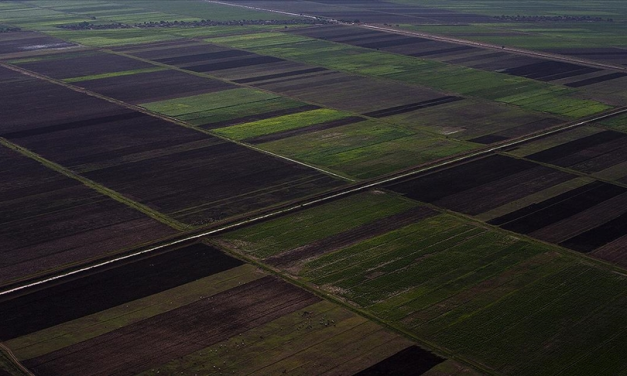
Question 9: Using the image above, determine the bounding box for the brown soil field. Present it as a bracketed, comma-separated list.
[24, 277, 319, 376]
[0, 144, 176, 286]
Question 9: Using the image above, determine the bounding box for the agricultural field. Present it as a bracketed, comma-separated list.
[0, 243, 454, 376]
[208, 28, 613, 118]
[1, 0, 627, 375]
[385, 153, 627, 267]
[256, 119, 477, 179]
[507, 125, 627, 183]
[218, 190, 627, 376]
[0, 141, 177, 288]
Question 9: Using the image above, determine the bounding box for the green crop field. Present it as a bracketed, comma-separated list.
[599, 113, 627, 133]
[63, 67, 165, 82]
[258, 120, 478, 179]
[217, 191, 627, 376]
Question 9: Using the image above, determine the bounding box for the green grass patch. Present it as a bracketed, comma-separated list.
[219, 191, 419, 259]
[63, 66, 165, 82]
[599, 112, 627, 133]
[208, 33, 611, 118]
[140, 88, 278, 117]
[214, 108, 351, 141]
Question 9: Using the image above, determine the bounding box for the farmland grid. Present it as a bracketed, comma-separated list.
[3, 1, 627, 375]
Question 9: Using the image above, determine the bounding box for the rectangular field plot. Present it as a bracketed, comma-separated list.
[280, 27, 610, 118]
[0, 243, 442, 376]
[11, 50, 156, 80]
[0, 143, 177, 287]
[76, 68, 235, 104]
[386, 154, 577, 215]
[6, 110, 342, 227]
[0, 68, 342, 226]
[290, 25, 627, 105]
[213, 108, 353, 141]
[385, 97, 564, 141]
[526, 130, 627, 175]
[385, 153, 627, 262]
[509, 126, 627, 182]
[218, 190, 427, 260]
[257, 119, 478, 179]
[217, 193, 627, 376]
[0, 67, 129, 134]
[0, 31, 76, 57]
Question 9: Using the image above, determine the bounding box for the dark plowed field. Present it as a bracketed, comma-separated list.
[287, 25, 619, 88]
[1, 65, 342, 226]
[492, 181, 626, 228]
[502, 61, 600, 82]
[154, 49, 252, 66]
[79, 141, 342, 225]
[561, 212, 627, 253]
[592, 236, 627, 267]
[386, 154, 575, 215]
[363, 96, 463, 118]
[185, 55, 285, 73]
[488, 117, 564, 139]
[24, 277, 319, 376]
[0, 68, 126, 133]
[77, 69, 234, 103]
[0, 244, 240, 340]
[409, 45, 477, 58]
[548, 47, 627, 67]
[355, 346, 445, 376]
[234, 67, 328, 84]
[0, 145, 176, 286]
[266, 206, 437, 268]
[258, 70, 447, 113]
[117, 40, 227, 59]
[15, 51, 154, 79]
[4, 99, 342, 226]
[527, 130, 627, 173]
[0, 31, 75, 55]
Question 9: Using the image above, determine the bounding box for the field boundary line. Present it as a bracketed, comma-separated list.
[0, 343, 33, 376]
[0, 138, 189, 231]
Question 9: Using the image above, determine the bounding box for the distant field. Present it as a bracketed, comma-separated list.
[209, 30, 612, 118]
[218, 190, 627, 376]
